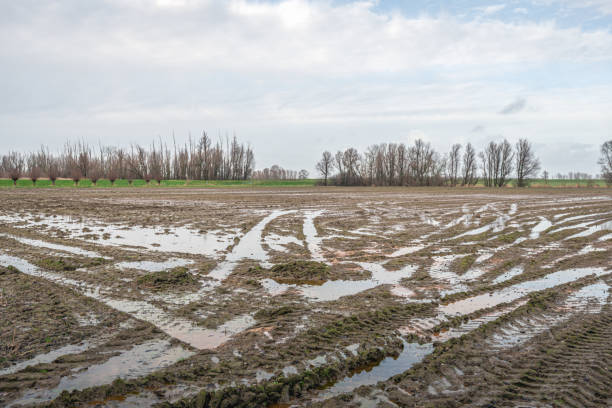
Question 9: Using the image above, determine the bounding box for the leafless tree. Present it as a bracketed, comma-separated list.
[298, 169, 309, 179]
[480, 139, 514, 187]
[3, 152, 24, 186]
[48, 160, 59, 186]
[88, 159, 102, 186]
[542, 170, 549, 184]
[598, 140, 612, 185]
[462, 143, 478, 186]
[316, 151, 334, 186]
[27, 154, 42, 186]
[71, 166, 82, 187]
[446, 144, 462, 186]
[515, 139, 540, 187]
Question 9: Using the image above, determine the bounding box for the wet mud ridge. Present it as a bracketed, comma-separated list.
[0, 187, 610, 407]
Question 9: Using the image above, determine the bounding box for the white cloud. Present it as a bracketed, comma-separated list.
[1, 0, 611, 75]
[478, 4, 507, 15]
[0, 0, 610, 175]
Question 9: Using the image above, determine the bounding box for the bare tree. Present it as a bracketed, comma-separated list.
[71, 166, 82, 187]
[515, 139, 540, 187]
[316, 151, 334, 186]
[598, 140, 612, 185]
[88, 159, 102, 186]
[298, 169, 309, 180]
[462, 143, 478, 186]
[48, 160, 59, 186]
[27, 153, 42, 186]
[480, 139, 514, 187]
[447, 144, 462, 186]
[542, 170, 549, 184]
[4, 152, 24, 186]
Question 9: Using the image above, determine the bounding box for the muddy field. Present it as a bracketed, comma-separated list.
[0, 187, 610, 407]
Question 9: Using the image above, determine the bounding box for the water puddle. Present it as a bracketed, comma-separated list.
[492, 266, 524, 284]
[487, 281, 609, 350]
[116, 258, 193, 272]
[388, 244, 426, 257]
[303, 210, 326, 263]
[318, 341, 433, 398]
[262, 263, 417, 302]
[9, 339, 194, 407]
[439, 267, 609, 316]
[0, 233, 107, 259]
[207, 210, 296, 281]
[0, 213, 237, 257]
[529, 217, 551, 239]
[264, 233, 303, 253]
[0, 341, 96, 376]
[564, 220, 612, 240]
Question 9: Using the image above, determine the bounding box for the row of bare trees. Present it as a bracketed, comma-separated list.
[316, 138, 540, 187]
[251, 165, 308, 180]
[0, 133, 255, 185]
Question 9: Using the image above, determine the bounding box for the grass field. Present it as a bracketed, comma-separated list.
[0, 178, 608, 188]
[0, 178, 318, 188]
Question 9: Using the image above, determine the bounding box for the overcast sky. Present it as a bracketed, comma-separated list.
[1, 0, 611, 176]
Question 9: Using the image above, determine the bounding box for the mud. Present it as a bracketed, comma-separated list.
[0, 187, 610, 407]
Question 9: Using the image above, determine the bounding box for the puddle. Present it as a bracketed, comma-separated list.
[262, 263, 418, 302]
[0, 254, 254, 350]
[264, 233, 303, 253]
[388, 244, 426, 257]
[492, 266, 524, 284]
[0, 341, 97, 376]
[439, 267, 610, 316]
[303, 210, 326, 263]
[207, 210, 295, 281]
[487, 281, 609, 351]
[417, 301, 529, 342]
[116, 258, 193, 272]
[9, 339, 194, 407]
[318, 341, 433, 398]
[564, 220, 612, 240]
[0, 233, 107, 259]
[529, 217, 551, 239]
[0, 213, 237, 257]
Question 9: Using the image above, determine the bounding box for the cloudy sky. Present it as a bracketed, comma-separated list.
[1, 0, 611, 175]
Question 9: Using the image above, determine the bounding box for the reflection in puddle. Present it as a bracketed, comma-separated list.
[303, 210, 326, 263]
[0, 341, 96, 376]
[319, 341, 433, 398]
[208, 210, 296, 281]
[9, 339, 194, 407]
[487, 281, 609, 350]
[264, 233, 303, 253]
[262, 263, 417, 302]
[116, 258, 193, 272]
[529, 217, 551, 239]
[440, 267, 609, 316]
[564, 220, 612, 240]
[0, 233, 107, 259]
[0, 213, 236, 257]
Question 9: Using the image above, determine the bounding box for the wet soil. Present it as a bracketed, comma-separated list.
[0, 187, 610, 407]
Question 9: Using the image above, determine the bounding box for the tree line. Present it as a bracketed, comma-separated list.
[0, 133, 255, 186]
[316, 138, 543, 187]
